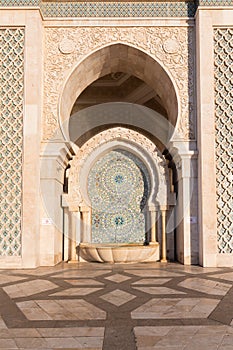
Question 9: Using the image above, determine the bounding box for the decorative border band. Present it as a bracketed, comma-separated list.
[1, 1, 196, 17]
[40, 2, 196, 17]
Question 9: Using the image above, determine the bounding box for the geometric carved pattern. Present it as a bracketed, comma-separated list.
[44, 27, 195, 140]
[214, 28, 233, 254]
[0, 28, 24, 256]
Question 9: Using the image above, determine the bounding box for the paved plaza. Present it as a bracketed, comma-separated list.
[0, 262, 232, 349]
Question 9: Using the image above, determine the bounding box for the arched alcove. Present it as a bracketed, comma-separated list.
[63, 127, 176, 263]
[59, 43, 179, 141]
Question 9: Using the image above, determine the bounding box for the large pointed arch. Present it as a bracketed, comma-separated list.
[58, 43, 179, 141]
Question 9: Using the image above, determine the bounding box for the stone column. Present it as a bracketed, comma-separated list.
[40, 142, 72, 266]
[170, 145, 198, 265]
[160, 207, 167, 263]
[149, 206, 157, 244]
[80, 205, 92, 243]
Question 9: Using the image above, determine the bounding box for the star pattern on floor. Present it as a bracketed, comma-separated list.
[0, 262, 232, 349]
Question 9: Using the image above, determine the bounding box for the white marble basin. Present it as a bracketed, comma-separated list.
[78, 243, 160, 263]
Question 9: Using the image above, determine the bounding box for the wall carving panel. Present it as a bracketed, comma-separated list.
[214, 28, 233, 254]
[0, 28, 24, 256]
[68, 127, 168, 211]
[44, 26, 195, 140]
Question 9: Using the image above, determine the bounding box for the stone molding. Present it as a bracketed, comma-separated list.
[44, 25, 195, 141]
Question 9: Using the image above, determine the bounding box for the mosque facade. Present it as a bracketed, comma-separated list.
[0, 0, 232, 268]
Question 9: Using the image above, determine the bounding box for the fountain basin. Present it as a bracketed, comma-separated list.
[78, 242, 160, 263]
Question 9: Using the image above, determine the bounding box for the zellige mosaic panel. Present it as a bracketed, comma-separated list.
[88, 150, 150, 244]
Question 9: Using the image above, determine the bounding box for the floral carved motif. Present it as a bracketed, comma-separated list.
[44, 26, 195, 140]
[68, 127, 169, 210]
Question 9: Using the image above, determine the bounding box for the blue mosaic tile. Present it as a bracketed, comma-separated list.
[88, 150, 150, 244]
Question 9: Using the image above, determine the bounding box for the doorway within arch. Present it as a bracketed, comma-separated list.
[59, 43, 182, 264]
[88, 149, 150, 244]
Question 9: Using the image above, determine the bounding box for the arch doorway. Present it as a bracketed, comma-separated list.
[63, 127, 176, 263]
[56, 43, 195, 264]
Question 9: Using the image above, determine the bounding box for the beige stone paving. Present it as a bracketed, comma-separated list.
[50, 287, 102, 296]
[132, 286, 186, 295]
[131, 298, 220, 319]
[178, 278, 231, 295]
[104, 273, 131, 283]
[64, 279, 104, 286]
[3, 280, 58, 298]
[51, 270, 111, 278]
[209, 272, 233, 282]
[132, 278, 171, 285]
[0, 274, 26, 285]
[125, 270, 184, 277]
[134, 325, 233, 350]
[0, 263, 232, 349]
[17, 299, 106, 320]
[100, 289, 136, 306]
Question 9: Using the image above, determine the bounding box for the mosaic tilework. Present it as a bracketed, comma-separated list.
[0, 28, 24, 256]
[199, 0, 233, 5]
[88, 150, 150, 244]
[1, 1, 232, 17]
[41, 2, 196, 17]
[0, 0, 40, 5]
[214, 28, 233, 254]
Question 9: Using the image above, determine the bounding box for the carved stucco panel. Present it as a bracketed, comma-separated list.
[44, 26, 195, 140]
[67, 127, 169, 210]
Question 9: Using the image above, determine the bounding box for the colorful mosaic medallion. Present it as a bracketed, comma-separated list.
[88, 150, 150, 243]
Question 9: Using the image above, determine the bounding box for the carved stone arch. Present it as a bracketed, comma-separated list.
[67, 127, 173, 212]
[58, 42, 179, 141]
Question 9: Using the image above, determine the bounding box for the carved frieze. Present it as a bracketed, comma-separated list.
[44, 26, 195, 140]
[68, 127, 169, 210]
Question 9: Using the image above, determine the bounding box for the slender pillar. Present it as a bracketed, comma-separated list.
[70, 212, 78, 261]
[80, 206, 91, 242]
[150, 209, 157, 243]
[161, 208, 167, 263]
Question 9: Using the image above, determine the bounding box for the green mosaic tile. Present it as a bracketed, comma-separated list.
[198, 0, 233, 5]
[0, 0, 40, 5]
[40, 2, 196, 18]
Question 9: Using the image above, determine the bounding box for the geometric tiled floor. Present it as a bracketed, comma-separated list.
[0, 262, 232, 349]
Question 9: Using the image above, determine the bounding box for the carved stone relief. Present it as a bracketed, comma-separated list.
[67, 127, 169, 211]
[214, 28, 233, 254]
[0, 28, 24, 256]
[44, 26, 195, 140]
